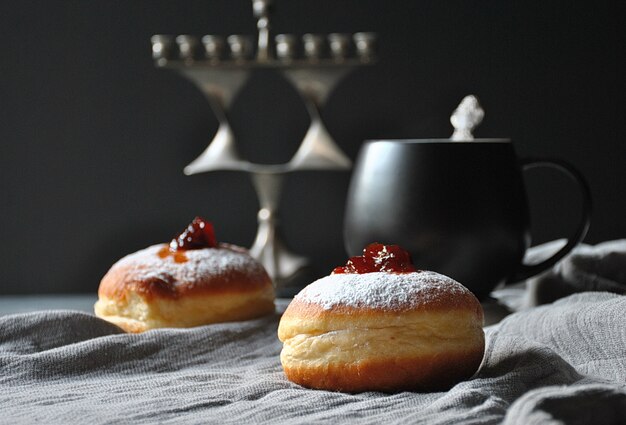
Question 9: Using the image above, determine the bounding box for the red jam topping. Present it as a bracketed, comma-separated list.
[332, 243, 417, 274]
[169, 216, 217, 251]
[157, 217, 218, 263]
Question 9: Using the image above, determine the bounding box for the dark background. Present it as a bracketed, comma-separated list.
[0, 1, 623, 295]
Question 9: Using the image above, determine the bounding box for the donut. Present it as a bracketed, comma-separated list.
[95, 217, 275, 332]
[277, 243, 484, 393]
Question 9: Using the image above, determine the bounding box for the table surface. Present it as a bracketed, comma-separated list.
[0, 294, 98, 316]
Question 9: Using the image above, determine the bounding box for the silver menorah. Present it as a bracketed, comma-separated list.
[151, 0, 376, 288]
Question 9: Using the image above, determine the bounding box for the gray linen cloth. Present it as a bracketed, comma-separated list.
[492, 239, 626, 312]
[525, 239, 626, 306]
[2, 243, 626, 424]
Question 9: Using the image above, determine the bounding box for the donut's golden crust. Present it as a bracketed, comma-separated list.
[95, 243, 275, 332]
[278, 273, 485, 393]
[282, 350, 485, 393]
[98, 268, 271, 300]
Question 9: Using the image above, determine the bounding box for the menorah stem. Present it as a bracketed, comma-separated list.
[249, 172, 308, 286]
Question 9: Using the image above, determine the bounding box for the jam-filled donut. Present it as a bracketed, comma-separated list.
[278, 243, 484, 393]
[95, 217, 275, 332]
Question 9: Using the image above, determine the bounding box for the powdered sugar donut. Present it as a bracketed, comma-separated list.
[95, 218, 274, 332]
[277, 244, 484, 393]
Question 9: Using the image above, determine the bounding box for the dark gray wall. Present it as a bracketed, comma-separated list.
[0, 1, 623, 294]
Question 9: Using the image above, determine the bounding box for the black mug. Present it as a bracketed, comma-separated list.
[344, 139, 591, 300]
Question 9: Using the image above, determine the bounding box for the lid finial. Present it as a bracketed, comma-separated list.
[450, 95, 484, 141]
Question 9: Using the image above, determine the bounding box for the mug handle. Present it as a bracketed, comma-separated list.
[510, 157, 592, 282]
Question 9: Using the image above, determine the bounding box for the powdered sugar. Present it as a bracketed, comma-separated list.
[295, 271, 471, 310]
[110, 244, 265, 284]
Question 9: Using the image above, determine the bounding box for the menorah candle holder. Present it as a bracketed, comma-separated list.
[151, 0, 376, 289]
